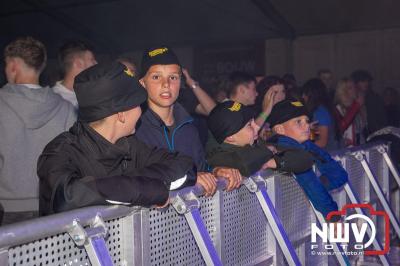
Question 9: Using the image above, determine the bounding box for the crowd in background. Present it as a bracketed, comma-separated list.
[0, 36, 399, 227]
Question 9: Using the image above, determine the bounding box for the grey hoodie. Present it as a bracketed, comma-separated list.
[0, 84, 76, 212]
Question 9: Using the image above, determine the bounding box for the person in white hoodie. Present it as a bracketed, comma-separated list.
[53, 40, 97, 109]
[0, 36, 76, 225]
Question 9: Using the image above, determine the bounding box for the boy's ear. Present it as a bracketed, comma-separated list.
[75, 57, 84, 69]
[273, 124, 285, 135]
[225, 135, 235, 143]
[139, 78, 146, 88]
[9, 59, 17, 72]
[117, 112, 126, 123]
[237, 85, 245, 95]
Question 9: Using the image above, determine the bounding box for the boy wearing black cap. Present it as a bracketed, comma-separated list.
[38, 62, 196, 215]
[136, 46, 242, 196]
[267, 99, 348, 221]
[206, 101, 314, 178]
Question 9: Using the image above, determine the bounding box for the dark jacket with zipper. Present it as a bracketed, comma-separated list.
[38, 121, 196, 215]
[136, 103, 209, 172]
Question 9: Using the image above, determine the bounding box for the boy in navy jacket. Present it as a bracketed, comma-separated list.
[136, 46, 242, 196]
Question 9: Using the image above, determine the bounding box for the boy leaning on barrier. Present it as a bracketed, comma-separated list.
[267, 99, 348, 221]
[206, 101, 315, 178]
[37, 62, 197, 215]
[136, 46, 242, 196]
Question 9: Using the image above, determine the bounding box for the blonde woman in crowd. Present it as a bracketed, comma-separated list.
[333, 78, 366, 147]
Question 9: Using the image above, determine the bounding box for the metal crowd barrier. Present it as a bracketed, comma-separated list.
[0, 141, 399, 266]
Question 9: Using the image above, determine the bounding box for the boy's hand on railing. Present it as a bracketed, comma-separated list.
[213, 167, 243, 191]
[155, 197, 170, 209]
[197, 172, 217, 197]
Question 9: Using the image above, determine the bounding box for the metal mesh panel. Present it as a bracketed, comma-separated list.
[368, 148, 392, 242]
[8, 218, 125, 266]
[221, 186, 272, 266]
[368, 149, 387, 190]
[345, 155, 368, 202]
[199, 195, 219, 243]
[390, 190, 400, 221]
[105, 218, 124, 265]
[148, 207, 205, 266]
[9, 232, 90, 266]
[147, 194, 219, 266]
[275, 175, 312, 243]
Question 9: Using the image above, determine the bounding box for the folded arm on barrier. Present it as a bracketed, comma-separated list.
[206, 141, 314, 179]
[271, 147, 315, 174]
[48, 174, 171, 213]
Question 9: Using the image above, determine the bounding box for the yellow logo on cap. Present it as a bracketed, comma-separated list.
[228, 102, 242, 112]
[291, 101, 304, 107]
[124, 68, 134, 77]
[149, 48, 168, 57]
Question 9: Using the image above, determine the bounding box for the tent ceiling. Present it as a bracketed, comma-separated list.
[270, 0, 400, 35]
[0, 0, 399, 55]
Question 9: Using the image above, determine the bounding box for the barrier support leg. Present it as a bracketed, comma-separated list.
[377, 145, 400, 189]
[244, 175, 301, 266]
[68, 215, 114, 266]
[343, 182, 390, 266]
[353, 151, 400, 239]
[171, 193, 222, 266]
[309, 201, 351, 266]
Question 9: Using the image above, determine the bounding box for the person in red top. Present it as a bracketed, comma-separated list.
[333, 78, 366, 147]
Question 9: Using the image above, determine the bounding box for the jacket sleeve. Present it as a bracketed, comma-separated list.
[130, 137, 197, 185]
[38, 149, 169, 215]
[207, 150, 251, 177]
[303, 140, 348, 190]
[273, 148, 314, 174]
[206, 145, 273, 177]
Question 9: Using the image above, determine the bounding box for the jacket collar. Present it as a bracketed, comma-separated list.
[273, 134, 305, 149]
[71, 121, 131, 168]
[140, 102, 193, 129]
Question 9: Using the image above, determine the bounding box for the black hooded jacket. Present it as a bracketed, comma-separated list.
[38, 121, 195, 215]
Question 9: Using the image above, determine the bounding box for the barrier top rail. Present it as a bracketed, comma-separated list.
[0, 204, 137, 249]
[0, 169, 274, 251]
[169, 169, 276, 198]
[330, 140, 388, 157]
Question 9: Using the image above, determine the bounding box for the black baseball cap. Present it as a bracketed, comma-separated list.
[267, 99, 309, 128]
[140, 46, 180, 78]
[207, 101, 255, 144]
[74, 61, 147, 122]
